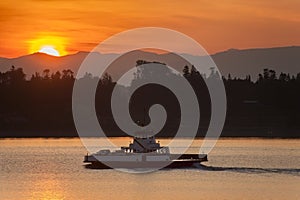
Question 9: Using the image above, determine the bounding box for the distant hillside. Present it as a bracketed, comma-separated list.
[1, 46, 300, 79]
[211, 46, 300, 79]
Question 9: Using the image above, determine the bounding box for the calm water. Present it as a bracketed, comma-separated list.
[0, 138, 299, 200]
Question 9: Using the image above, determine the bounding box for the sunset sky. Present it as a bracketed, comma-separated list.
[1, 0, 300, 57]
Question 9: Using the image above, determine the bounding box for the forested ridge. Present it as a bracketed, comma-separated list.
[1, 61, 299, 138]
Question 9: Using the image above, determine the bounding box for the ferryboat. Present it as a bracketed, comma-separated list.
[84, 135, 207, 169]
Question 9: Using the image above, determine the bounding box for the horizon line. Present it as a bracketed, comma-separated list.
[1, 45, 300, 59]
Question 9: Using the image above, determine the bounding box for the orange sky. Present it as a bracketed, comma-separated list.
[0, 0, 300, 57]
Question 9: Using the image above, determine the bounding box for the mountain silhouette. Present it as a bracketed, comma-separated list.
[1, 46, 300, 80]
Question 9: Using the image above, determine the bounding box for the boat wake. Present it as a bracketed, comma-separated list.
[84, 163, 300, 176]
[194, 164, 300, 176]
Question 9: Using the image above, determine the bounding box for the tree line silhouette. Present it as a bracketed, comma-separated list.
[0, 61, 299, 138]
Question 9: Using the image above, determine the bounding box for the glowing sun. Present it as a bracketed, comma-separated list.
[39, 46, 60, 56]
[28, 35, 68, 56]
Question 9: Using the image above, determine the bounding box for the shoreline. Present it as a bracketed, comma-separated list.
[1, 127, 299, 139]
[1, 136, 299, 139]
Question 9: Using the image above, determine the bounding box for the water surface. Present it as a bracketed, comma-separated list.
[0, 138, 299, 200]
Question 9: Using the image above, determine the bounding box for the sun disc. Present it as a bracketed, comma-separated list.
[39, 46, 60, 56]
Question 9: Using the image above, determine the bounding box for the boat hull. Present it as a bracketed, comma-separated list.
[84, 154, 208, 169]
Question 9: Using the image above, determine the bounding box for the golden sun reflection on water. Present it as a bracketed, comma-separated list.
[29, 178, 66, 200]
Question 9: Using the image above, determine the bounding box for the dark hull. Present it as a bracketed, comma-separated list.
[84, 154, 208, 169]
